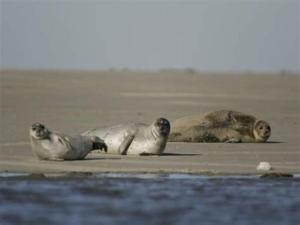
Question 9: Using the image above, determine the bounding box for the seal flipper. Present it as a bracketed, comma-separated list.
[225, 137, 241, 143]
[90, 136, 107, 152]
[59, 136, 73, 150]
[119, 134, 135, 155]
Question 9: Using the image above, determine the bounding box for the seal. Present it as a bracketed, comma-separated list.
[30, 123, 106, 160]
[168, 110, 271, 143]
[82, 118, 170, 155]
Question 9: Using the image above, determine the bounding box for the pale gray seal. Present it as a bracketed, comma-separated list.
[82, 118, 170, 155]
[30, 123, 106, 160]
[169, 110, 271, 143]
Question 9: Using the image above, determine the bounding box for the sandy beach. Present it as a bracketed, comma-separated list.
[0, 70, 299, 175]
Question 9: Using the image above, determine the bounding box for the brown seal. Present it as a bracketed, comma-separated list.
[169, 110, 271, 143]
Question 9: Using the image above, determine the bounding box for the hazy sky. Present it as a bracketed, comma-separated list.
[1, 0, 299, 72]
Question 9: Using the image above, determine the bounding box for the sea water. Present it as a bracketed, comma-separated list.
[0, 173, 299, 225]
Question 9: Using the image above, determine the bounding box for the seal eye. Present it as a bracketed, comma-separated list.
[32, 127, 36, 131]
[259, 126, 264, 130]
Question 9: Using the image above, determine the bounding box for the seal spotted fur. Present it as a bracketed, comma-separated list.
[169, 110, 271, 143]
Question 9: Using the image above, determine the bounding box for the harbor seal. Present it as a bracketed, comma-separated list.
[82, 118, 170, 155]
[30, 123, 107, 160]
[169, 110, 271, 143]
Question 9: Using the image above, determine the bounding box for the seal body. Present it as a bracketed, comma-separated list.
[82, 118, 170, 155]
[169, 110, 271, 143]
[30, 123, 106, 160]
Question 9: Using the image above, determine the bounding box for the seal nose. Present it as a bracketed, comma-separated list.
[156, 118, 170, 134]
[264, 130, 271, 137]
[31, 123, 45, 132]
[264, 126, 271, 137]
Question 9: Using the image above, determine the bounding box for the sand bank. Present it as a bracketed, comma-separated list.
[0, 70, 299, 174]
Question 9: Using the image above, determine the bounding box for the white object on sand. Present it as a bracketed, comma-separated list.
[256, 161, 272, 171]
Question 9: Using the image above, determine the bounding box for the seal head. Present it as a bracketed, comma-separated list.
[253, 120, 271, 142]
[30, 123, 50, 140]
[152, 118, 170, 138]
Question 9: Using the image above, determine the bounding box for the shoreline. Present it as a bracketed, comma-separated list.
[0, 171, 297, 179]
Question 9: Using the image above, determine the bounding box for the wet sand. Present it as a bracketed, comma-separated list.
[0, 70, 299, 174]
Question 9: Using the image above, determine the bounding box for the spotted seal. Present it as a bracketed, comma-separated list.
[82, 118, 170, 155]
[30, 123, 106, 160]
[169, 110, 271, 143]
